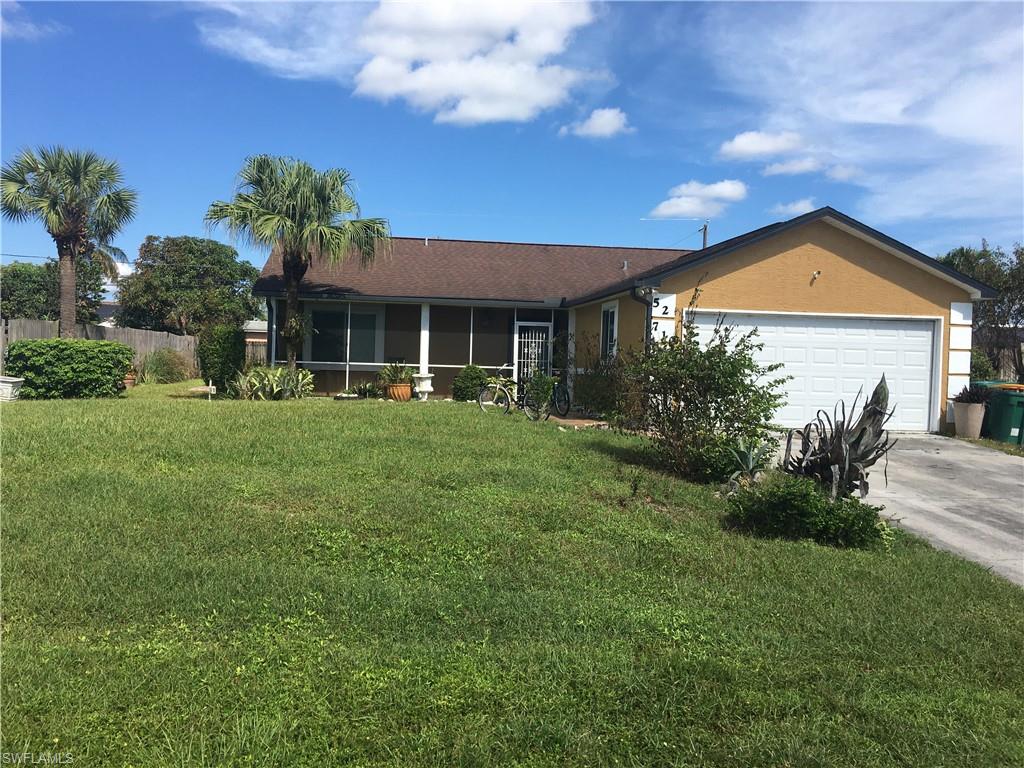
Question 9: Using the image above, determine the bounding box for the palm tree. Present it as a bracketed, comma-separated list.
[206, 155, 390, 368]
[1, 147, 137, 337]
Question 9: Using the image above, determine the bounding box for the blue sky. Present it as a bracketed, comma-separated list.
[2, 1, 1022, 274]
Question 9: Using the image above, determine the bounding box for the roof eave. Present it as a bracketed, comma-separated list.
[627, 206, 997, 301]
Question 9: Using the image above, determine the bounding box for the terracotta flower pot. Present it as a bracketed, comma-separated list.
[386, 383, 412, 402]
[123, 374, 137, 389]
[953, 402, 985, 439]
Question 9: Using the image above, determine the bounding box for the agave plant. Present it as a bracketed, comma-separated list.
[231, 366, 314, 400]
[728, 438, 774, 483]
[782, 375, 897, 499]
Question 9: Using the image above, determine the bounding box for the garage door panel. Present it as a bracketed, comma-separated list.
[694, 312, 935, 431]
[873, 349, 898, 367]
[903, 350, 928, 368]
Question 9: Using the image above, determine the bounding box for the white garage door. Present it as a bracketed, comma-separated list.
[693, 312, 936, 431]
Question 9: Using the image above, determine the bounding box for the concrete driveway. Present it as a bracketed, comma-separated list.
[871, 435, 1024, 585]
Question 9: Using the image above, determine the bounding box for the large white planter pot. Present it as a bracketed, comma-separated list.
[0, 376, 25, 401]
[953, 402, 985, 439]
[412, 373, 434, 402]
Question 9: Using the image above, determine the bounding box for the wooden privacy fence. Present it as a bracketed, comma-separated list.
[245, 340, 268, 367]
[0, 318, 197, 372]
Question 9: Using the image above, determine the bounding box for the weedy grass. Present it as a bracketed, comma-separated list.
[2, 386, 1022, 766]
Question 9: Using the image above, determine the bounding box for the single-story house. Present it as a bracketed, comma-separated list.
[253, 206, 994, 431]
[243, 319, 269, 344]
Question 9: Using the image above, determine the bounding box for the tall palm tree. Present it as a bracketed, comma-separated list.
[206, 155, 390, 368]
[1, 147, 137, 337]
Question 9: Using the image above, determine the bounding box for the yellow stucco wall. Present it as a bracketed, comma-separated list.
[573, 220, 972, 417]
[573, 291, 648, 367]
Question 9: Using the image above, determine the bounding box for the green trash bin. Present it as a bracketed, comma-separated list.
[985, 386, 1024, 445]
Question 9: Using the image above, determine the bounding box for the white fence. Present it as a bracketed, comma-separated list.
[0, 318, 197, 371]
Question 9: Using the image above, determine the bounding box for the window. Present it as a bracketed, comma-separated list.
[311, 310, 347, 362]
[349, 312, 377, 362]
[601, 301, 618, 359]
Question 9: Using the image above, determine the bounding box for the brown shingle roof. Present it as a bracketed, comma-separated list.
[253, 237, 689, 304]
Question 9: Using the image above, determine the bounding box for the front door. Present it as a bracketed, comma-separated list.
[515, 322, 552, 382]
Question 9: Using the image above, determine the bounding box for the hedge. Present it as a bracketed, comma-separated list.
[197, 324, 245, 392]
[3, 339, 134, 399]
[452, 365, 489, 402]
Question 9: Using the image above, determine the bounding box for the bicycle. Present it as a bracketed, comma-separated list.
[477, 365, 571, 420]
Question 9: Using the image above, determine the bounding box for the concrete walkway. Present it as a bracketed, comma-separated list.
[871, 435, 1024, 585]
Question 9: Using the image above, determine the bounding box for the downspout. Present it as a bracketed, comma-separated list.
[630, 285, 654, 350]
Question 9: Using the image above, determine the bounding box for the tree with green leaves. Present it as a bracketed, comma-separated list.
[1, 147, 137, 337]
[205, 155, 390, 367]
[0, 257, 105, 323]
[115, 235, 262, 335]
[940, 241, 1024, 381]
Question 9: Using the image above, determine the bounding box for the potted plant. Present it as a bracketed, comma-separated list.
[123, 367, 138, 388]
[378, 363, 414, 401]
[952, 384, 991, 439]
[0, 375, 25, 401]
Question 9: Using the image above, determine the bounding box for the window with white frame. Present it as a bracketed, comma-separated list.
[601, 300, 618, 359]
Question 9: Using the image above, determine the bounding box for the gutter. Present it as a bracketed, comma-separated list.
[630, 285, 655, 349]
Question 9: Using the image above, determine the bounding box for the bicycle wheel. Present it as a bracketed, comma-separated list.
[522, 393, 543, 421]
[552, 383, 571, 418]
[478, 384, 511, 414]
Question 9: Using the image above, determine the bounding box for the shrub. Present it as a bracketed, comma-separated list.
[725, 472, 886, 549]
[452, 364, 488, 401]
[139, 347, 193, 384]
[624, 298, 788, 482]
[230, 366, 314, 400]
[571, 332, 636, 417]
[525, 370, 555, 417]
[970, 349, 997, 382]
[351, 380, 385, 399]
[3, 338, 133, 399]
[197, 324, 245, 392]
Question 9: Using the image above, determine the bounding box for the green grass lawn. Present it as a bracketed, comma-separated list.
[3, 386, 1022, 766]
[960, 436, 1024, 458]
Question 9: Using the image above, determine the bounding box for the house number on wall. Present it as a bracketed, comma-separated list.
[651, 292, 677, 340]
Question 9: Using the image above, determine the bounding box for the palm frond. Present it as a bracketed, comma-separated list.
[207, 155, 390, 269]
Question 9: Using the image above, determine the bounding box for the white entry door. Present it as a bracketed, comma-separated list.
[514, 323, 552, 382]
[692, 312, 937, 431]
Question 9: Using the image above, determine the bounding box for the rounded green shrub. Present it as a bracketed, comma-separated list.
[197, 324, 245, 392]
[970, 349, 997, 382]
[452, 364, 488, 401]
[3, 338, 134, 399]
[725, 472, 886, 549]
[140, 347, 193, 384]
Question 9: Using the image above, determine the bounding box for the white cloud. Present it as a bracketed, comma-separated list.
[197, 1, 599, 126]
[763, 157, 822, 176]
[826, 164, 861, 182]
[197, 2, 371, 81]
[770, 198, 816, 217]
[701, 3, 1023, 229]
[559, 107, 633, 138]
[355, 1, 596, 124]
[1, 1, 66, 40]
[720, 130, 803, 159]
[649, 179, 748, 219]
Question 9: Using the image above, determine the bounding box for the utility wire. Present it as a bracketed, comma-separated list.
[667, 224, 708, 249]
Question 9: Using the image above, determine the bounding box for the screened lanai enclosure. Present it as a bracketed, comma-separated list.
[268, 300, 570, 396]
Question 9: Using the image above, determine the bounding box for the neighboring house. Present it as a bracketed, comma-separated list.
[253, 207, 994, 431]
[243, 319, 268, 343]
[97, 300, 119, 328]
